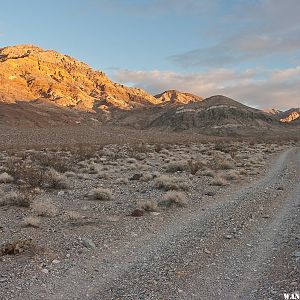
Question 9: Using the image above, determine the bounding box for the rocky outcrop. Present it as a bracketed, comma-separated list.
[278, 109, 300, 123]
[154, 90, 203, 105]
[0, 45, 160, 111]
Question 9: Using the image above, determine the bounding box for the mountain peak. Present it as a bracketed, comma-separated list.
[154, 90, 203, 105]
[0, 44, 160, 110]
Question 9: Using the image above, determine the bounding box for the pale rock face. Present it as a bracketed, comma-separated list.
[154, 90, 203, 105]
[0, 45, 161, 111]
[280, 111, 300, 123]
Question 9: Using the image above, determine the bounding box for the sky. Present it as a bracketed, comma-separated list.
[0, 0, 299, 110]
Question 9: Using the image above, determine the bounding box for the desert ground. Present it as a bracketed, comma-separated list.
[0, 126, 299, 300]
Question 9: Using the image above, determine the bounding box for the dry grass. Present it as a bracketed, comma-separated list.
[2, 188, 36, 207]
[23, 216, 41, 228]
[211, 175, 228, 186]
[0, 172, 13, 183]
[165, 161, 187, 173]
[154, 175, 188, 191]
[138, 199, 159, 212]
[32, 201, 58, 217]
[87, 188, 113, 201]
[45, 168, 69, 189]
[160, 191, 187, 208]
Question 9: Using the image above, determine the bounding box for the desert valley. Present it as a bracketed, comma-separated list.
[0, 43, 299, 300]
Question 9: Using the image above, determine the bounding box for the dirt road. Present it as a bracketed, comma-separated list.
[20, 148, 300, 299]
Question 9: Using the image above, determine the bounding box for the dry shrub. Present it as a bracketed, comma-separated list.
[165, 161, 187, 173]
[154, 175, 188, 191]
[30, 152, 72, 173]
[3, 188, 37, 207]
[139, 200, 159, 212]
[115, 177, 129, 184]
[0, 172, 13, 183]
[0, 239, 34, 256]
[188, 159, 205, 175]
[211, 175, 228, 186]
[5, 159, 45, 187]
[87, 188, 113, 201]
[45, 168, 69, 189]
[23, 216, 41, 228]
[224, 170, 241, 181]
[32, 201, 58, 217]
[202, 169, 215, 177]
[160, 191, 187, 208]
[64, 211, 81, 221]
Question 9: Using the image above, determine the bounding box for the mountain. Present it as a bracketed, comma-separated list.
[276, 108, 300, 123]
[115, 95, 280, 134]
[263, 108, 282, 115]
[154, 90, 203, 105]
[0, 44, 161, 111]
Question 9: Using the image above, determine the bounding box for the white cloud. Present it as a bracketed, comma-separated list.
[112, 67, 300, 110]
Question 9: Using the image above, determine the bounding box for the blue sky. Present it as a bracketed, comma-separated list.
[1, 0, 299, 109]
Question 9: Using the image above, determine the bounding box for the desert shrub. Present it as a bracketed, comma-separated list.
[0, 172, 13, 183]
[188, 159, 205, 175]
[45, 168, 68, 189]
[23, 216, 41, 228]
[31, 152, 72, 173]
[154, 175, 188, 191]
[138, 200, 159, 212]
[87, 188, 113, 201]
[210, 175, 228, 186]
[224, 170, 241, 181]
[64, 211, 81, 221]
[5, 159, 45, 188]
[3, 188, 36, 207]
[115, 177, 129, 184]
[165, 161, 187, 173]
[202, 169, 215, 177]
[214, 143, 229, 153]
[32, 201, 58, 217]
[160, 191, 187, 208]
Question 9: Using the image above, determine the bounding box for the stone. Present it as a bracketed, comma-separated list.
[81, 238, 96, 249]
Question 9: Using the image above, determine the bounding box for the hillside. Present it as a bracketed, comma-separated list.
[154, 90, 203, 105]
[0, 45, 161, 111]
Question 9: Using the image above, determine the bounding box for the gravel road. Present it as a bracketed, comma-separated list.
[24, 147, 300, 299]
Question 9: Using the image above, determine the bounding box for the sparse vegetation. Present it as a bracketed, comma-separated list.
[87, 188, 113, 201]
[154, 175, 188, 191]
[160, 191, 187, 208]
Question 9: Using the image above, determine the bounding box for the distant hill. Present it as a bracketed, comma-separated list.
[154, 90, 203, 105]
[276, 108, 300, 123]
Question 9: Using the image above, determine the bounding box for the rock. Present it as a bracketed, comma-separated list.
[81, 238, 96, 249]
[41, 269, 49, 274]
[205, 191, 215, 197]
[204, 248, 211, 254]
[293, 251, 300, 258]
[0, 277, 7, 283]
[129, 174, 143, 181]
[224, 234, 233, 240]
[131, 209, 144, 217]
[52, 259, 60, 264]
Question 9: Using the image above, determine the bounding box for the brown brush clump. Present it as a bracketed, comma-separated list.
[0, 172, 14, 183]
[0, 239, 34, 256]
[211, 175, 228, 186]
[138, 200, 160, 212]
[154, 175, 188, 191]
[87, 188, 113, 201]
[3, 188, 37, 207]
[32, 201, 58, 217]
[45, 168, 69, 189]
[23, 216, 41, 228]
[160, 191, 187, 208]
